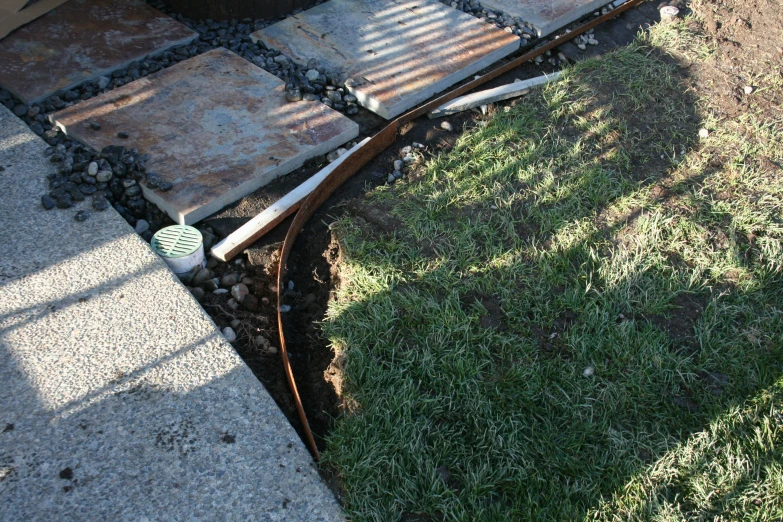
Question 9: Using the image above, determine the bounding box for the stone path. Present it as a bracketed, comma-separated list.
[480, 0, 610, 37]
[252, 0, 520, 119]
[0, 0, 197, 104]
[0, 104, 344, 521]
[52, 48, 359, 225]
[0, 0, 617, 517]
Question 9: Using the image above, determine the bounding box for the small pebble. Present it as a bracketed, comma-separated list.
[231, 283, 249, 303]
[583, 366, 595, 378]
[221, 273, 239, 287]
[287, 280, 294, 290]
[222, 327, 237, 342]
[393, 159, 403, 170]
[279, 304, 291, 313]
[698, 128, 710, 138]
[189, 287, 205, 302]
[440, 121, 454, 131]
[41, 195, 56, 210]
[744, 85, 754, 95]
[89, 121, 101, 130]
[96, 170, 112, 183]
[285, 89, 303, 102]
[74, 210, 91, 222]
[87, 162, 98, 176]
[213, 288, 229, 295]
[135, 219, 150, 234]
[159, 182, 173, 192]
[230, 319, 241, 329]
[92, 196, 110, 211]
[387, 173, 396, 183]
[117, 131, 129, 139]
[192, 268, 212, 286]
[145, 175, 160, 189]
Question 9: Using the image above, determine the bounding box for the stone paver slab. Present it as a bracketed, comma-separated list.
[0, 104, 343, 521]
[251, 0, 519, 119]
[480, 0, 610, 37]
[0, 0, 197, 104]
[52, 48, 359, 225]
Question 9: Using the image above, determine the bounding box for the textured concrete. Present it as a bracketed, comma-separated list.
[0, 0, 197, 104]
[251, 0, 519, 119]
[0, 105, 343, 521]
[52, 48, 359, 225]
[479, 0, 609, 37]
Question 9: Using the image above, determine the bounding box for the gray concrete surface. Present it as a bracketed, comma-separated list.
[0, 104, 344, 521]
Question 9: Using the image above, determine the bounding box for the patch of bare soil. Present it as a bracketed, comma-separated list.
[689, 0, 783, 120]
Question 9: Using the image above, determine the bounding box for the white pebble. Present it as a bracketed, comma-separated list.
[222, 327, 237, 342]
[440, 121, 453, 131]
[134, 219, 149, 234]
[698, 128, 710, 139]
[583, 366, 595, 378]
[87, 162, 98, 176]
[213, 288, 229, 295]
[744, 85, 754, 94]
[393, 159, 403, 170]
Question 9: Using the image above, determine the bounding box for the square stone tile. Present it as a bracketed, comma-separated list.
[0, 0, 197, 104]
[479, 0, 610, 37]
[52, 48, 359, 225]
[251, 0, 519, 119]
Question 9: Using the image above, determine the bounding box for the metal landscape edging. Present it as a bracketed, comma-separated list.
[274, 0, 646, 460]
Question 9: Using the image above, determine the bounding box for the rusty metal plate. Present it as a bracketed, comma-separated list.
[52, 48, 360, 225]
[480, 0, 610, 37]
[0, 0, 197, 104]
[251, 0, 519, 119]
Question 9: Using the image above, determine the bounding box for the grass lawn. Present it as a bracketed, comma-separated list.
[320, 7, 783, 520]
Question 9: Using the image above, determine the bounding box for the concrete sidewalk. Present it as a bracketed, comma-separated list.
[0, 104, 343, 520]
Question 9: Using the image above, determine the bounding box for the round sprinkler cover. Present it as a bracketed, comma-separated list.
[151, 225, 203, 259]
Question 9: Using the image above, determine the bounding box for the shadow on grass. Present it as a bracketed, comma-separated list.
[317, 39, 783, 521]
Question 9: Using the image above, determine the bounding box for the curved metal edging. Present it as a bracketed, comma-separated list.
[275, 0, 645, 460]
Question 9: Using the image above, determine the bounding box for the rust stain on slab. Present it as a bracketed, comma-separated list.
[0, 0, 197, 104]
[52, 49, 359, 225]
[251, 0, 519, 119]
[479, 0, 610, 36]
